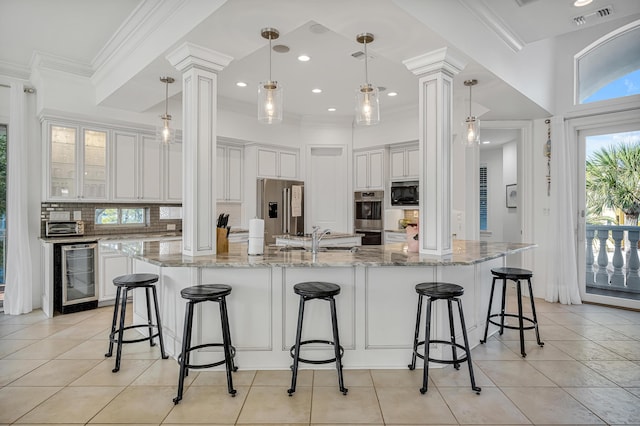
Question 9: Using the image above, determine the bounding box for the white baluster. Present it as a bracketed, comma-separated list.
[595, 229, 610, 286]
[610, 229, 625, 287]
[586, 228, 595, 286]
[626, 229, 640, 290]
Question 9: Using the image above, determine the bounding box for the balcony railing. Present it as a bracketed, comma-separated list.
[586, 225, 640, 295]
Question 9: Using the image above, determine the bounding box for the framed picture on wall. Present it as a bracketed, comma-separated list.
[506, 184, 517, 208]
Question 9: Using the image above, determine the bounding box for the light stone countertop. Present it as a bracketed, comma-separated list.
[109, 238, 536, 268]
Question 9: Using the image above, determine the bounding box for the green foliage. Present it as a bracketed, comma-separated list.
[586, 140, 640, 225]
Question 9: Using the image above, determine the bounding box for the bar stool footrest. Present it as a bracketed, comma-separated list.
[109, 324, 161, 345]
[177, 343, 237, 370]
[488, 313, 537, 331]
[412, 340, 470, 364]
[289, 339, 344, 365]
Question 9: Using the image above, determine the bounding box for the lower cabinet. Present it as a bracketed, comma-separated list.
[98, 242, 131, 302]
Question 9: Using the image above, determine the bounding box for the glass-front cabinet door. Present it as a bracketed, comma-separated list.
[50, 125, 78, 199]
[82, 129, 107, 200]
[47, 122, 108, 201]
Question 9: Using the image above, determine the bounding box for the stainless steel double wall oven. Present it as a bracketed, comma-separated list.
[354, 191, 383, 245]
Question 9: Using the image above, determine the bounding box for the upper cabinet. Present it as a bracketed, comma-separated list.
[257, 147, 298, 179]
[44, 118, 181, 203]
[217, 143, 243, 202]
[112, 132, 163, 202]
[389, 143, 419, 181]
[354, 149, 384, 190]
[47, 122, 108, 201]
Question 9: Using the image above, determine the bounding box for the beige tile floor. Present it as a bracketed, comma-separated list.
[0, 294, 639, 425]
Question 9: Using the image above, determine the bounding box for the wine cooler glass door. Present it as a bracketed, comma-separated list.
[61, 243, 97, 305]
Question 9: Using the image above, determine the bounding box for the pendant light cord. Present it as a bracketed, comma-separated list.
[364, 40, 369, 85]
[468, 83, 472, 117]
[165, 79, 169, 118]
[268, 35, 273, 82]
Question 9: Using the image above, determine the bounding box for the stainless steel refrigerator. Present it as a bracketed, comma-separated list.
[257, 178, 304, 244]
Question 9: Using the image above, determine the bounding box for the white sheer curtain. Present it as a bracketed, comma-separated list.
[545, 116, 582, 304]
[4, 82, 33, 315]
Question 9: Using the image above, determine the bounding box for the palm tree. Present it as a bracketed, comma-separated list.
[586, 141, 640, 226]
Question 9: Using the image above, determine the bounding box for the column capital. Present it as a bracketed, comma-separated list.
[403, 47, 466, 78]
[167, 42, 233, 73]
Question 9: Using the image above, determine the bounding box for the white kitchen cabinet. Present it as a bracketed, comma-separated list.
[257, 147, 298, 179]
[98, 242, 131, 302]
[389, 143, 419, 180]
[112, 132, 164, 202]
[98, 241, 131, 302]
[217, 144, 243, 202]
[384, 230, 407, 244]
[354, 149, 384, 190]
[165, 141, 182, 202]
[46, 121, 108, 201]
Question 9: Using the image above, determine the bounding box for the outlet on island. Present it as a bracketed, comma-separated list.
[167, 224, 176, 231]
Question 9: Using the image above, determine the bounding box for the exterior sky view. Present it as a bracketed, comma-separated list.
[583, 68, 640, 103]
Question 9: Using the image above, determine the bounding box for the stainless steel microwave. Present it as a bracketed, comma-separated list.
[390, 181, 419, 206]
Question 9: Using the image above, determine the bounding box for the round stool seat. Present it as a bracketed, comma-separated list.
[294, 282, 341, 298]
[491, 267, 533, 279]
[113, 273, 159, 287]
[181, 284, 232, 301]
[416, 282, 464, 299]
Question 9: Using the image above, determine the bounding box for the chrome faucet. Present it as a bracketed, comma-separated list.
[311, 226, 331, 254]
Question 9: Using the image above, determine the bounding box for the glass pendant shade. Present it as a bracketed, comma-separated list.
[463, 116, 480, 146]
[258, 80, 283, 124]
[157, 115, 175, 144]
[355, 83, 380, 125]
[355, 33, 379, 126]
[462, 79, 479, 147]
[158, 76, 175, 144]
[258, 28, 282, 124]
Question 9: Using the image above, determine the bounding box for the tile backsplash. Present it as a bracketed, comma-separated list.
[41, 202, 182, 237]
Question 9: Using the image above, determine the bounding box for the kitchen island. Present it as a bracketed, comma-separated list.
[120, 239, 535, 369]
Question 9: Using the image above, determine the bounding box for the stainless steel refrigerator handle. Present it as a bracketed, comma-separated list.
[286, 187, 291, 234]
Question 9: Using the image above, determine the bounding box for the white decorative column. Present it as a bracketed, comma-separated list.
[167, 43, 233, 256]
[404, 48, 465, 257]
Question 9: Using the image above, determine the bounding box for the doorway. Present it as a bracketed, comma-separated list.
[578, 123, 640, 309]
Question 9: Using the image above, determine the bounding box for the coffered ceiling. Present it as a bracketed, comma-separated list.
[1, 0, 639, 123]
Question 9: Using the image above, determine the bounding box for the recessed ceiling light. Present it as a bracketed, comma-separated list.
[574, 0, 593, 6]
[298, 55, 311, 62]
[312, 88, 322, 94]
[387, 92, 398, 97]
[328, 107, 336, 112]
[236, 81, 247, 87]
[482, 140, 491, 144]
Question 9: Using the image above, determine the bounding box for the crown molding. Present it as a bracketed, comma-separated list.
[0, 60, 30, 80]
[458, 0, 525, 53]
[166, 42, 233, 73]
[30, 51, 93, 77]
[403, 47, 467, 77]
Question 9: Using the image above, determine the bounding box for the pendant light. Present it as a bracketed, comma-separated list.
[158, 76, 175, 144]
[462, 79, 480, 147]
[258, 27, 283, 124]
[355, 33, 380, 126]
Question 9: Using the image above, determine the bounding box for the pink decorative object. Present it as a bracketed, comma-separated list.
[406, 224, 419, 253]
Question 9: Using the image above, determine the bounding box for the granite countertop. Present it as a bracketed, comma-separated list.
[40, 232, 183, 244]
[274, 232, 362, 241]
[110, 239, 536, 268]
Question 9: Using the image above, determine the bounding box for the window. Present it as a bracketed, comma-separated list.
[95, 208, 148, 226]
[479, 164, 488, 231]
[576, 20, 640, 104]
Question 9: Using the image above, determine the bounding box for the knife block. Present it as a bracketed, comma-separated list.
[216, 228, 229, 253]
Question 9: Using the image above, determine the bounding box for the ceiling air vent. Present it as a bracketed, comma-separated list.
[351, 51, 375, 60]
[514, 0, 540, 7]
[573, 5, 613, 26]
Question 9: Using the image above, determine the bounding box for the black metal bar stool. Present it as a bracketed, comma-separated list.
[105, 273, 168, 373]
[288, 281, 348, 396]
[173, 284, 237, 404]
[480, 267, 544, 357]
[408, 282, 481, 395]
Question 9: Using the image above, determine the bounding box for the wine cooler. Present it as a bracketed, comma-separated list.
[54, 242, 98, 314]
